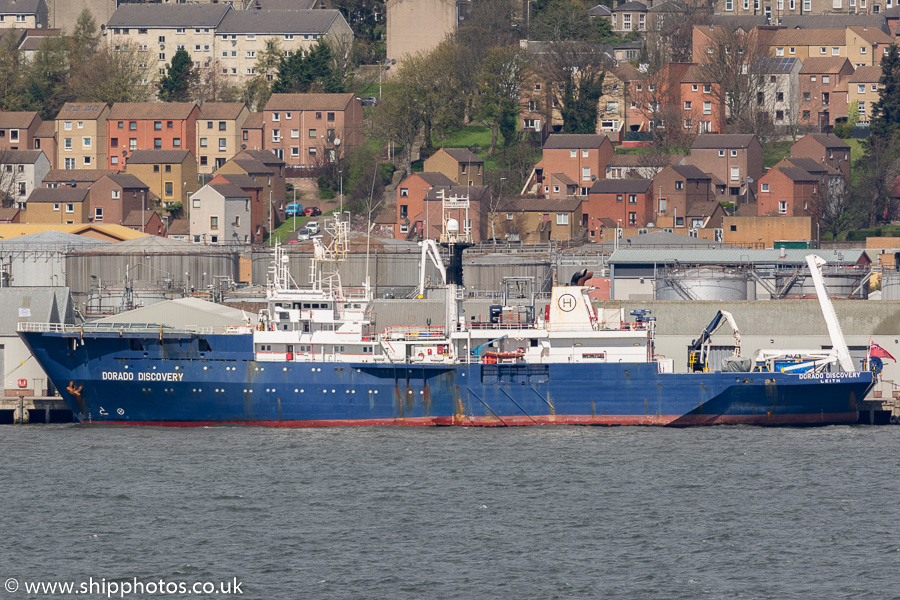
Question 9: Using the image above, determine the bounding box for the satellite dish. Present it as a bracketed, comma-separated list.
[334, 138, 341, 146]
[241, 144, 247, 150]
[70, 180, 76, 187]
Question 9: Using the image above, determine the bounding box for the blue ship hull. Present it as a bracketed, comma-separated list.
[19, 330, 875, 427]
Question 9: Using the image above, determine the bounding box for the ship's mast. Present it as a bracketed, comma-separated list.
[438, 189, 472, 334]
[310, 212, 351, 298]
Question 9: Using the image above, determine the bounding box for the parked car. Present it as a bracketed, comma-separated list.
[305, 221, 319, 234]
[303, 207, 321, 217]
[296, 228, 313, 241]
[286, 203, 303, 216]
[361, 96, 378, 107]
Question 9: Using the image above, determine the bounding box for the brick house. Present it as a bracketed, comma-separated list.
[791, 133, 851, 182]
[679, 65, 724, 134]
[55, 102, 110, 171]
[757, 164, 818, 217]
[89, 173, 151, 226]
[845, 25, 893, 67]
[769, 28, 847, 62]
[492, 196, 583, 243]
[123, 149, 199, 208]
[797, 57, 854, 130]
[122, 209, 166, 237]
[33, 121, 56, 168]
[423, 148, 484, 187]
[24, 187, 91, 224]
[209, 173, 265, 243]
[526, 134, 614, 196]
[240, 112, 265, 151]
[107, 102, 200, 170]
[651, 164, 715, 228]
[196, 102, 250, 174]
[586, 178, 654, 229]
[262, 93, 363, 167]
[682, 134, 763, 197]
[214, 152, 283, 237]
[0, 111, 42, 151]
[395, 172, 455, 239]
[597, 62, 641, 139]
[606, 153, 682, 179]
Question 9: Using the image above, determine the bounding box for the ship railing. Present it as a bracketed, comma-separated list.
[381, 326, 447, 341]
[18, 322, 68, 333]
[468, 321, 538, 331]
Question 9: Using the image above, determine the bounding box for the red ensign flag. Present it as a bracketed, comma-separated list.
[870, 343, 897, 362]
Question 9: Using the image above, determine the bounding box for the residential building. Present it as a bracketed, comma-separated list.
[768, 28, 847, 62]
[755, 56, 801, 135]
[423, 148, 484, 187]
[757, 164, 818, 216]
[236, 149, 285, 204]
[18, 27, 62, 61]
[24, 187, 91, 224]
[626, 62, 692, 133]
[394, 172, 455, 239]
[55, 102, 110, 171]
[89, 173, 151, 226]
[680, 65, 725, 134]
[791, 132, 851, 181]
[165, 218, 190, 241]
[189, 182, 252, 245]
[586, 178, 654, 229]
[0, 150, 51, 209]
[846, 25, 893, 66]
[0, 112, 42, 151]
[611, 1, 648, 34]
[43, 169, 119, 189]
[122, 209, 165, 237]
[106, 102, 200, 169]
[105, 3, 232, 87]
[597, 62, 641, 139]
[526, 134, 615, 197]
[208, 173, 264, 243]
[262, 93, 363, 166]
[33, 121, 56, 169]
[0, 0, 48, 29]
[682, 134, 762, 198]
[196, 102, 250, 174]
[123, 149, 199, 208]
[214, 153, 282, 238]
[847, 65, 881, 124]
[241, 112, 265, 150]
[0, 207, 20, 223]
[492, 196, 583, 243]
[711, 0, 889, 17]
[215, 9, 352, 87]
[798, 57, 854, 129]
[651, 164, 715, 228]
[606, 153, 683, 179]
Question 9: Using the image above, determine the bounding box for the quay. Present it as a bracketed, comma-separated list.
[0, 396, 74, 425]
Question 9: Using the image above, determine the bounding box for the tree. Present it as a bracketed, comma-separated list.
[402, 41, 464, 155]
[474, 47, 527, 156]
[533, 41, 607, 135]
[857, 44, 900, 226]
[70, 8, 100, 66]
[272, 41, 344, 95]
[0, 33, 28, 111]
[24, 36, 72, 120]
[810, 174, 859, 240]
[158, 49, 197, 102]
[70, 46, 153, 104]
[530, 0, 620, 43]
[373, 75, 426, 176]
[243, 39, 283, 110]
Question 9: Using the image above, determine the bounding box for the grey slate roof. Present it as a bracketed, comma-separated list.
[589, 4, 612, 16]
[776, 166, 817, 182]
[544, 134, 610, 149]
[0, 0, 44, 13]
[0, 149, 44, 164]
[692, 134, 757, 149]
[264, 93, 356, 111]
[437, 148, 483, 164]
[589, 179, 652, 194]
[671, 164, 712, 180]
[126, 150, 191, 165]
[609, 248, 868, 266]
[614, 1, 648, 11]
[209, 183, 251, 198]
[801, 133, 850, 149]
[217, 9, 342, 34]
[27, 188, 89, 203]
[106, 4, 232, 28]
[106, 174, 149, 189]
[414, 172, 455, 187]
[215, 173, 262, 189]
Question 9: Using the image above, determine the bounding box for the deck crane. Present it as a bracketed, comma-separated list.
[688, 310, 742, 372]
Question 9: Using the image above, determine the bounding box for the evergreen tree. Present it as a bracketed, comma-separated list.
[560, 70, 604, 134]
[272, 41, 344, 94]
[70, 8, 100, 65]
[158, 49, 196, 102]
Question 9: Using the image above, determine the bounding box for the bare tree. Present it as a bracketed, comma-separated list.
[809, 173, 859, 240]
[0, 151, 23, 209]
[533, 40, 609, 134]
[70, 46, 153, 104]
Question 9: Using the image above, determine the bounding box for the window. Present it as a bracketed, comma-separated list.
[154, 138, 162, 150]
[164, 182, 174, 196]
[859, 101, 866, 114]
[692, 84, 698, 92]
[173, 138, 181, 147]
[789, 47, 795, 55]
[810, 76, 816, 82]
[776, 92, 784, 102]
[210, 216, 219, 230]
[219, 138, 227, 151]
[309, 129, 317, 138]
[776, 47, 784, 57]
[53, 203, 59, 211]
[616, 194, 623, 203]
[112, 190, 120, 200]
[165, 165, 171, 173]
[730, 150, 737, 157]
[129, 121, 137, 130]
[64, 121, 72, 130]
[803, 92, 811, 101]
[761, 183, 769, 192]
[730, 167, 739, 181]
[803, 110, 810, 119]
[861, 47, 867, 55]
[628, 194, 637, 204]
[606, 101, 618, 112]
[83, 157, 91, 166]
[703, 84, 711, 94]
[582, 150, 589, 158]
[272, 129, 281, 142]
[290, 129, 299, 139]
[703, 101, 711, 115]
[556, 213, 569, 225]
[570, 149, 577, 158]
[718, 150, 725, 157]
[726, 0, 733, 9]
[820, 47, 826, 55]
[17, 182, 25, 197]
[193, 198, 201, 208]
[873, 84, 878, 91]
[64, 138, 72, 150]
[65, 203, 74, 213]
[623, 14, 632, 29]
[858, 85, 866, 94]
[659, 198, 666, 212]
[400, 188, 409, 197]
[684, 119, 693, 130]
[675, 181, 684, 190]
[822, 76, 830, 84]
[776, 110, 784, 120]
[628, 212, 637, 226]
[832, 48, 839, 56]
[327, 112, 335, 121]
[200, 137, 208, 148]
[684, 101, 692, 110]
[246, 51, 256, 58]
[778, 200, 787, 214]
[582, 167, 591, 181]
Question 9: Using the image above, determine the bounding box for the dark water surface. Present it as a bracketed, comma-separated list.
[2, 425, 900, 599]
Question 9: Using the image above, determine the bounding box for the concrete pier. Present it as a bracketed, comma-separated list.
[0, 397, 74, 424]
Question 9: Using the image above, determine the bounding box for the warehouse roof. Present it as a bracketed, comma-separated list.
[608, 248, 869, 266]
